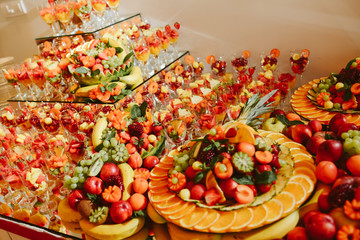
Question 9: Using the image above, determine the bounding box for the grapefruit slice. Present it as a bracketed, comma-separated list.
[228, 207, 253, 231]
[179, 207, 208, 229]
[209, 210, 237, 233]
[263, 199, 284, 224]
[193, 209, 220, 232]
[273, 191, 296, 216]
[246, 205, 268, 229]
[290, 174, 315, 195]
[283, 182, 307, 206]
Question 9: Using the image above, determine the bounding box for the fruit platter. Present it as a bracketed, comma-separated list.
[291, 57, 360, 125]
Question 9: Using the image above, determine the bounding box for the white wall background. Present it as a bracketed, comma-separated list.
[0, 0, 359, 83]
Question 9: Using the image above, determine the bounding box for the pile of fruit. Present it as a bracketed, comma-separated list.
[308, 57, 360, 112]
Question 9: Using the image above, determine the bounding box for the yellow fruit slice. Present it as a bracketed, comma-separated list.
[273, 191, 296, 216]
[228, 207, 253, 232]
[179, 207, 208, 229]
[283, 182, 307, 206]
[292, 152, 314, 162]
[161, 156, 174, 164]
[29, 212, 48, 227]
[265, 132, 285, 141]
[205, 170, 226, 203]
[224, 122, 256, 144]
[263, 199, 284, 224]
[168, 223, 222, 240]
[293, 167, 317, 183]
[281, 141, 306, 151]
[62, 221, 84, 234]
[294, 160, 316, 171]
[289, 148, 308, 156]
[58, 198, 83, 222]
[246, 205, 268, 229]
[167, 203, 196, 221]
[150, 167, 169, 179]
[290, 174, 315, 195]
[13, 208, 31, 222]
[0, 203, 12, 216]
[149, 179, 168, 190]
[193, 209, 220, 232]
[161, 201, 192, 216]
[209, 210, 236, 233]
[147, 203, 167, 224]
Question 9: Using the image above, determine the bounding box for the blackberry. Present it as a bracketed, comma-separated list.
[104, 175, 124, 191]
[328, 183, 356, 208]
[128, 123, 144, 138]
[198, 150, 216, 165]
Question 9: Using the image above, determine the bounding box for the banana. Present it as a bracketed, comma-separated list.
[330, 207, 360, 229]
[299, 182, 331, 221]
[222, 209, 300, 240]
[62, 220, 84, 234]
[119, 66, 143, 88]
[118, 162, 135, 201]
[84, 225, 149, 240]
[153, 223, 171, 240]
[79, 216, 145, 240]
[58, 198, 82, 223]
[92, 117, 108, 148]
[147, 202, 167, 224]
[167, 223, 222, 240]
[69, 83, 80, 94]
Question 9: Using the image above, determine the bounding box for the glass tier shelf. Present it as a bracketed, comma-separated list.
[35, 13, 142, 44]
[8, 50, 190, 107]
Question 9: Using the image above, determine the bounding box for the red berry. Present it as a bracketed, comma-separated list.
[165, 24, 171, 33]
[174, 22, 180, 30]
[156, 30, 163, 38]
[225, 127, 237, 138]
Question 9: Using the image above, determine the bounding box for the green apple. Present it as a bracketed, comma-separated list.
[262, 117, 286, 133]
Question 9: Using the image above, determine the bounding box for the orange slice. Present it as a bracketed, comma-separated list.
[289, 148, 308, 156]
[224, 122, 256, 144]
[193, 209, 220, 232]
[228, 207, 253, 232]
[290, 174, 315, 195]
[281, 141, 306, 151]
[301, 49, 310, 58]
[165, 72, 173, 83]
[13, 208, 31, 222]
[206, 55, 215, 64]
[242, 50, 251, 58]
[347, 114, 360, 124]
[263, 199, 284, 224]
[293, 167, 316, 183]
[120, 21, 130, 30]
[0, 203, 12, 216]
[149, 179, 168, 190]
[174, 65, 184, 75]
[209, 210, 236, 233]
[270, 48, 280, 58]
[292, 152, 314, 162]
[179, 207, 208, 229]
[265, 132, 285, 141]
[246, 205, 268, 229]
[283, 182, 307, 206]
[273, 191, 296, 216]
[150, 167, 168, 179]
[167, 203, 196, 220]
[161, 156, 174, 164]
[184, 55, 195, 65]
[149, 191, 174, 203]
[162, 201, 193, 216]
[155, 197, 182, 210]
[294, 160, 316, 171]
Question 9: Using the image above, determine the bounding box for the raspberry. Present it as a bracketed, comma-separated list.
[104, 175, 124, 191]
[198, 150, 216, 165]
[128, 124, 144, 138]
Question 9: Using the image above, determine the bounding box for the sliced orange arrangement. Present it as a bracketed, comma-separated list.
[149, 130, 316, 233]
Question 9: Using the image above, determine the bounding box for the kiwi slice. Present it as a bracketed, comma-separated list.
[88, 159, 104, 177]
[89, 206, 109, 225]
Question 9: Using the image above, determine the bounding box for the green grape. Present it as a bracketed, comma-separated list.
[334, 103, 341, 109]
[71, 177, 79, 183]
[325, 78, 332, 85]
[320, 89, 327, 93]
[183, 154, 189, 160]
[353, 130, 360, 137]
[65, 177, 72, 185]
[323, 95, 330, 101]
[75, 166, 83, 174]
[103, 140, 110, 148]
[181, 162, 189, 170]
[80, 160, 86, 166]
[174, 165, 183, 172]
[342, 132, 350, 140]
[79, 176, 86, 183]
[86, 159, 92, 165]
[64, 175, 71, 182]
[110, 138, 118, 147]
[70, 183, 77, 189]
[344, 137, 353, 145]
[83, 167, 89, 173]
[104, 64, 109, 69]
[319, 83, 325, 89]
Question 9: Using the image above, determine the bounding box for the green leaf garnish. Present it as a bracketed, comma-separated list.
[75, 66, 90, 74]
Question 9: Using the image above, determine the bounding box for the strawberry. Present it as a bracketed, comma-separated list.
[130, 136, 139, 146]
[156, 30, 163, 38]
[225, 127, 237, 138]
[204, 188, 222, 206]
[174, 22, 180, 30]
[257, 164, 272, 173]
[257, 184, 272, 193]
[165, 24, 171, 33]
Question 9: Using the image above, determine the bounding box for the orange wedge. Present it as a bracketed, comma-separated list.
[273, 191, 296, 216]
[224, 122, 255, 144]
[161, 156, 174, 165]
[242, 50, 251, 58]
[206, 55, 215, 64]
[283, 182, 307, 206]
[292, 152, 314, 162]
[270, 48, 280, 58]
[13, 208, 31, 222]
[281, 141, 306, 151]
[289, 148, 308, 156]
[293, 167, 317, 183]
[149, 179, 168, 190]
[228, 207, 253, 232]
[162, 201, 193, 216]
[175, 65, 184, 75]
[179, 207, 208, 229]
[294, 160, 316, 171]
[0, 203, 12, 216]
[150, 168, 168, 179]
[209, 210, 237, 233]
[263, 199, 284, 224]
[193, 209, 220, 232]
[290, 174, 315, 195]
[246, 205, 268, 229]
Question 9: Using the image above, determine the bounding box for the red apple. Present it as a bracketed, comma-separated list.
[306, 136, 326, 155]
[305, 212, 336, 240]
[270, 109, 286, 118]
[110, 200, 133, 223]
[100, 162, 120, 181]
[318, 192, 331, 212]
[190, 184, 206, 200]
[83, 176, 104, 195]
[303, 210, 321, 227]
[316, 140, 343, 164]
[219, 178, 239, 199]
[143, 156, 160, 169]
[292, 124, 312, 145]
[313, 131, 336, 139]
[67, 189, 86, 210]
[329, 113, 348, 134]
[337, 123, 358, 139]
[308, 119, 323, 134]
[286, 125, 297, 139]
